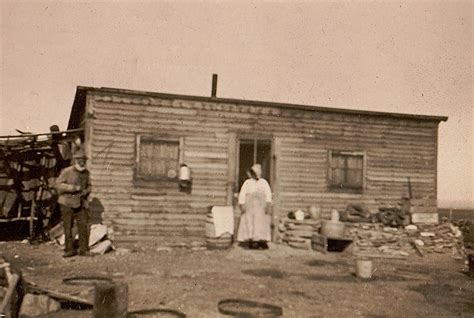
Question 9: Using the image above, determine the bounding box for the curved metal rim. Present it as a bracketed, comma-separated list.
[62, 275, 114, 286]
[127, 308, 186, 317]
[218, 298, 283, 317]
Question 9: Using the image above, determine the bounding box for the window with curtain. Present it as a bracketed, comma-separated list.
[328, 150, 364, 190]
[136, 136, 180, 180]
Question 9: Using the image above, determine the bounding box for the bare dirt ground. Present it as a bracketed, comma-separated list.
[1, 240, 473, 318]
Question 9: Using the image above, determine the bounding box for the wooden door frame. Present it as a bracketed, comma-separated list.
[227, 133, 279, 241]
[234, 133, 275, 193]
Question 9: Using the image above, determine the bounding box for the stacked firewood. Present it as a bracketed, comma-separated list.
[278, 218, 321, 249]
[347, 222, 465, 258]
[348, 223, 411, 257]
[412, 223, 465, 258]
[454, 220, 473, 249]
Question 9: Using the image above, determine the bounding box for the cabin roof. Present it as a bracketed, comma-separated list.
[68, 85, 448, 129]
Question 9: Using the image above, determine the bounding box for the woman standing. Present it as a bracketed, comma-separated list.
[237, 164, 273, 249]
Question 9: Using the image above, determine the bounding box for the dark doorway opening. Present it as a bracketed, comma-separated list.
[237, 138, 272, 190]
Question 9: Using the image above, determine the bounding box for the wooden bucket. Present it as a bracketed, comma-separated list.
[206, 236, 233, 250]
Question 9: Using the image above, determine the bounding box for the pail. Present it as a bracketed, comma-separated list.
[320, 220, 345, 238]
[294, 209, 305, 221]
[309, 206, 321, 219]
[205, 213, 233, 249]
[206, 235, 233, 250]
[356, 259, 373, 279]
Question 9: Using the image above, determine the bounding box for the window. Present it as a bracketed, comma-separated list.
[328, 150, 365, 190]
[136, 136, 181, 180]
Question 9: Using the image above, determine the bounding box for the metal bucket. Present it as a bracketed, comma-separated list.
[309, 205, 321, 220]
[356, 258, 373, 279]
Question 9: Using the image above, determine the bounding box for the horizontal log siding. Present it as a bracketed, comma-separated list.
[87, 94, 438, 241]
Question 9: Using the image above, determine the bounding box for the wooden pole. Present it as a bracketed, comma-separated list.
[0, 274, 20, 315]
[407, 176, 413, 199]
[30, 195, 36, 240]
[226, 133, 236, 206]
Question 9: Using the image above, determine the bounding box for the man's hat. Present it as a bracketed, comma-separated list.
[73, 149, 87, 159]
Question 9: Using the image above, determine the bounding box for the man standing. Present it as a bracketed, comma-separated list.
[55, 149, 91, 257]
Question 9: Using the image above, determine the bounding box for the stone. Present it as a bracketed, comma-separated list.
[90, 239, 113, 255]
[191, 246, 207, 251]
[156, 247, 173, 253]
[190, 241, 205, 247]
[414, 239, 425, 247]
[115, 247, 132, 255]
[89, 224, 108, 247]
[420, 232, 436, 237]
[20, 294, 61, 316]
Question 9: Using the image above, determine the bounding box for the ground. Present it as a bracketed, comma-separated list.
[1, 241, 473, 318]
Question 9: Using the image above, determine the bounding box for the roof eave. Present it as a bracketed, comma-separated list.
[69, 86, 449, 123]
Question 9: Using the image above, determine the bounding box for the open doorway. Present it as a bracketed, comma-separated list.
[237, 138, 272, 191]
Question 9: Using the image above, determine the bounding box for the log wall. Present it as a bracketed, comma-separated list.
[84, 92, 440, 242]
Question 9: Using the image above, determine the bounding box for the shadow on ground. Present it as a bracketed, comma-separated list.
[410, 283, 474, 315]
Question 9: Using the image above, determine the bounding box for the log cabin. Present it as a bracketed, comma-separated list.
[66, 82, 447, 243]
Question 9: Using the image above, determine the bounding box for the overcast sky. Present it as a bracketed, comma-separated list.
[1, 1, 472, 208]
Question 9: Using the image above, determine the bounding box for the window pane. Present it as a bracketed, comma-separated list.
[347, 156, 363, 169]
[329, 151, 364, 189]
[346, 169, 363, 187]
[138, 138, 179, 178]
[331, 167, 345, 185]
[139, 141, 154, 176]
[336, 155, 346, 169]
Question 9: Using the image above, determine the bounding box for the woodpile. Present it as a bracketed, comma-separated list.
[414, 223, 465, 258]
[277, 217, 321, 250]
[348, 223, 411, 258]
[348, 221, 465, 259]
[454, 220, 473, 249]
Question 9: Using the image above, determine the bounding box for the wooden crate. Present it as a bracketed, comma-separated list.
[311, 233, 328, 253]
[411, 213, 439, 224]
[311, 233, 352, 253]
[409, 198, 437, 214]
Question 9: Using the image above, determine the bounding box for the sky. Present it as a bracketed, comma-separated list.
[1, 1, 472, 208]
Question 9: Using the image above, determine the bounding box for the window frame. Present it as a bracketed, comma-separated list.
[135, 135, 184, 181]
[327, 150, 366, 192]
